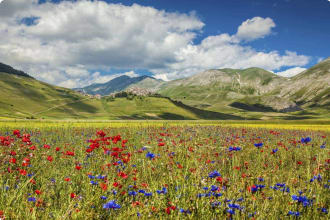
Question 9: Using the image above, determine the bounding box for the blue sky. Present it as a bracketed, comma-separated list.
[103, 0, 330, 64]
[0, 0, 329, 87]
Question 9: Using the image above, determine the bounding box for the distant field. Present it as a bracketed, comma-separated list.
[0, 119, 329, 130]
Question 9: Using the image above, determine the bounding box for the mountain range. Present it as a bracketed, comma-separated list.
[75, 75, 163, 95]
[0, 58, 329, 120]
[77, 58, 329, 118]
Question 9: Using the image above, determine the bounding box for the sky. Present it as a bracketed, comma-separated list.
[0, 0, 329, 88]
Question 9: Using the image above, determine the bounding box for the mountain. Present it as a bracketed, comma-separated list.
[0, 58, 328, 120]
[157, 59, 330, 119]
[76, 75, 163, 96]
[0, 63, 238, 120]
[158, 67, 288, 110]
[278, 58, 330, 108]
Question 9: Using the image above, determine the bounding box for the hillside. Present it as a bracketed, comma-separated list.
[278, 58, 330, 108]
[158, 67, 288, 110]
[0, 71, 95, 119]
[76, 75, 163, 96]
[157, 60, 330, 119]
[0, 58, 328, 120]
[0, 69, 239, 120]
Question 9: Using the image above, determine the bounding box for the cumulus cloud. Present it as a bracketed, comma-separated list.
[276, 67, 306, 77]
[235, 17, 276, 41]
[0, 0, 310, 87]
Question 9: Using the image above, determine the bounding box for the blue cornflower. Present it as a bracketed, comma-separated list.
[180, 208, 191, 214]
[213, 193, 223, 197]
[146, 152, 155, 159]
[144, 192, 152, 196]
[28, 197, 36, 202]
[156, 187, 167, 194]
[272, 148, 278, 154]
[203, 187, 209, 191]
[227, 209, 235, 214]
[258, 177, 264, 182]
[236, 197, 244, 202]
[228, 203, 241, 209]
[90, 180, 98, 185]
[211, 185, 219, 191]
[301, 137, 311, 144]
[138, 190, 145, 194]
[291, 195, 313, 207]
[321, 208, 328, 214]
[320, 144, 326, 149]
[100, 196, 107, 200]
[288, 211, 300, 216]
[276, 183, 285, 187]
[128, 191, 137, 196]
[103, 200, 121, 209]
[208, 170, 221, 178]
[254, 143, 263, 148]
[229, 146, 241, 152]
[211, 201, 221, 207]
[88, 175, 95, 179]
[97, 175, 106, 179]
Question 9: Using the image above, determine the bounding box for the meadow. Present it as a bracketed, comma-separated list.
[0, 121, 329, 219]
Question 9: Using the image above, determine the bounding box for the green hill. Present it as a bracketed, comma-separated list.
[0, 70, 240, 120]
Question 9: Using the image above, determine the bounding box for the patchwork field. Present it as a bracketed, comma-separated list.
[0, 121, 329, 219]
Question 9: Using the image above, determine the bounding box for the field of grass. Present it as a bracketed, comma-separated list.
[0, 121, 329, 219]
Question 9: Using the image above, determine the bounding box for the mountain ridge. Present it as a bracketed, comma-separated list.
[0, 58, 328, 120]
[76, 75, 163, 95]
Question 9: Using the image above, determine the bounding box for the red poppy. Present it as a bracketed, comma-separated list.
[47, 156, 53, 162]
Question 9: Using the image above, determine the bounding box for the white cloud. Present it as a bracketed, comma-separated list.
[276, 67, 306, 77]
[0, 1, 310, 87]
[235, 17, 276, 41]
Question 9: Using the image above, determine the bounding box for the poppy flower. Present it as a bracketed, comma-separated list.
[47, 156, 53, 162]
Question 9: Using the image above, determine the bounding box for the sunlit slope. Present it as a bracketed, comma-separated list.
[0, 72, 241, 120]
[0, 72, 99, 118]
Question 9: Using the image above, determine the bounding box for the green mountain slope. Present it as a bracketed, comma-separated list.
[158, 67, 287, 109]
[0, 67, 239, 120]
[0, 71, 94, 119]
[278, 58, 330, 108]
[157, 60, 330, 119]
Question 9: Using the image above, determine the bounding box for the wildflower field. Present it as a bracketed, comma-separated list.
[0, 121, 329, 219]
